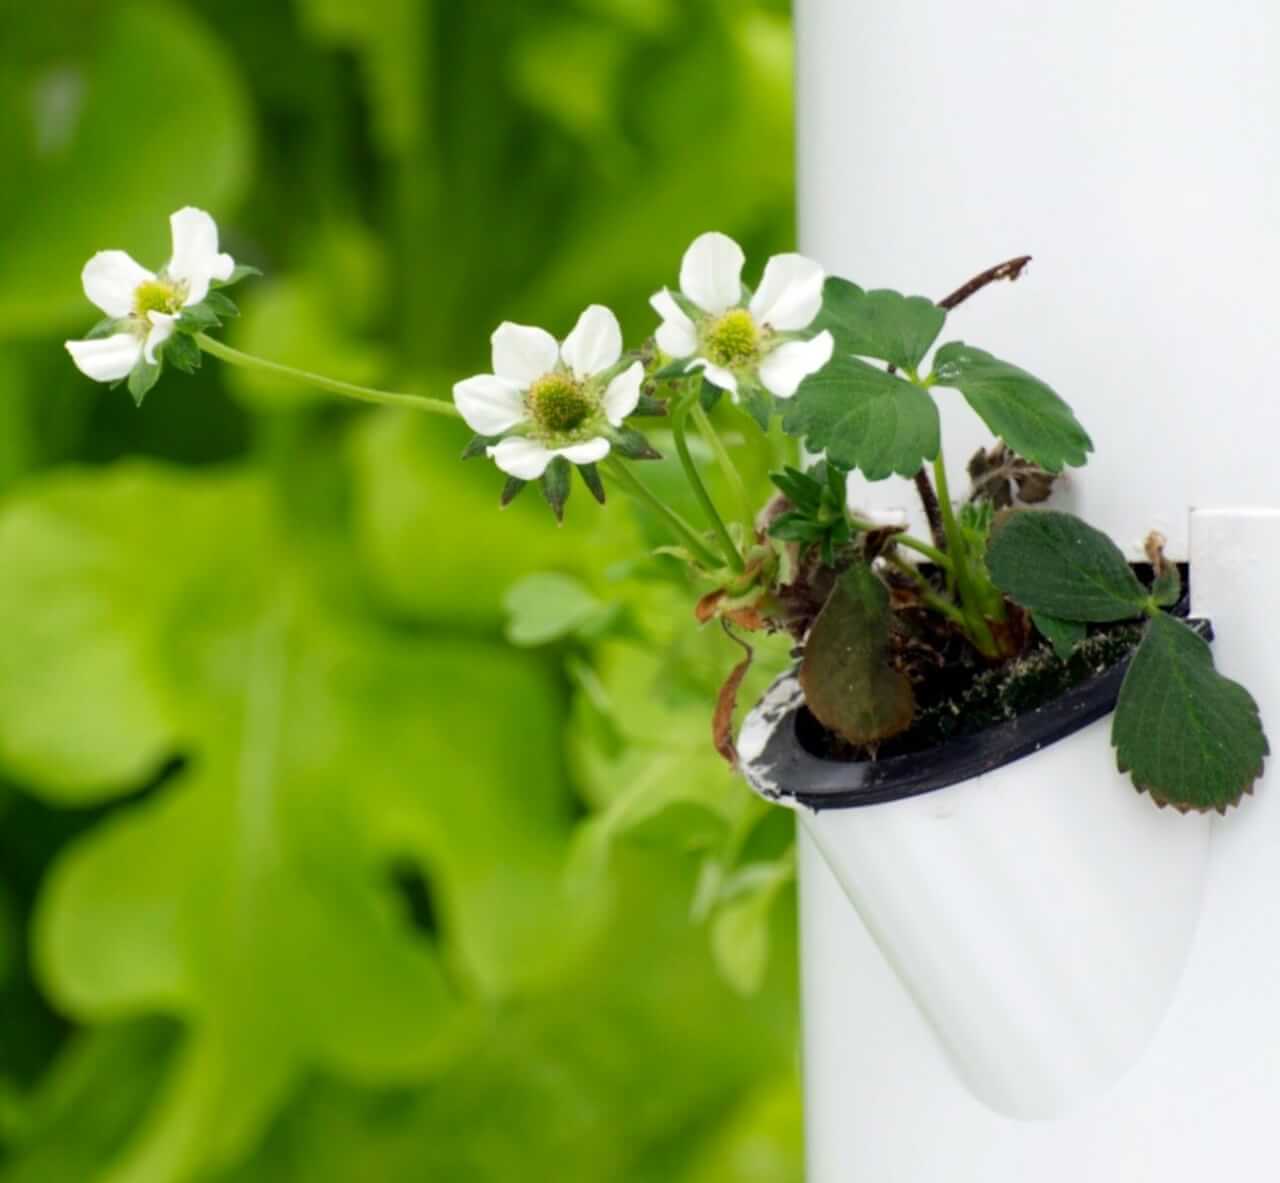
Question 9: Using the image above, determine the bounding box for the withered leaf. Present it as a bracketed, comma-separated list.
[799, 562, 915, 745]
[713, 624, 754, 767]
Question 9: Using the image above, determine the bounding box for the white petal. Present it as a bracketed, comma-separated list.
[491, 322, 559, 386]
[602, 361, 644, 426]
[65, 332, 144, 382]
[679, 231, 745, 315]
[81, 251, 153, 318]
[143, 312, 176, 364]
[650, 288, 698, 358]
[554, 438, 611, 466]
[690, 358, 739, 395]
[748, 252, 826, 331]
[168, 207, 235, 306]
[758, 331, 835, 399]
[487, 437, 556, 480]
[453, 374, 528, 435]
[561, 304, 622, 379]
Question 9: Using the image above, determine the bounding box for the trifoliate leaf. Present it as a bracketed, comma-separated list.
[1032, 612, 1086, 660]
[799, 562, 915, 745]
[812, 278, 946, 372]
[541, 456, 571, 523]
[783, 355, 940, 480]
[578, 463, 606, 505]
[126, 362, 161, 407]
[987, 510, 1148, 621]
[931, 342, 1092, 472]
[1114, 613, 1268, 812]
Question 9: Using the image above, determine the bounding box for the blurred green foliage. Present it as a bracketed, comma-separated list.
[0, 2, 802, 1180]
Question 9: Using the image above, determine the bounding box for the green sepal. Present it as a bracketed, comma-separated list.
[1114, 613, 1269, 813]
[499, 475, 527, 507]
[698, 377, 725, 413]
[783, 355, 940, 480]
[931, 342, 1093, 473]
[540, 456, 571, 523]
[212, 262, 262, 289]
[461, 434, 498, 461]
[1151, 563, 1182, 607]
[813, 278, 946, 371]
[652, 359, 692, 381]
[987, 510, 1148, 622]
[578, 463, 606, 505]
[164, 332, 202, 375]
[201, 290, 240, 319]
[632, 393, 668, 416]
[735, 384, 773, 432]
[176, 303, 222, 333]
[127, 362, 161, 407]
[610, 428, 661, 461]
[1032, 612, 1086, 661]
[85, 317, 121, 340]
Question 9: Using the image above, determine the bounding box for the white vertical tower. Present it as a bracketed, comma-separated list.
[791, 1, 1280, 1177]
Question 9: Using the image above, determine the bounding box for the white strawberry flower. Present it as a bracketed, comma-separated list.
[650, 231, 834, 399]
[453, 304, 644, 480]
[65, 207, 236, 382]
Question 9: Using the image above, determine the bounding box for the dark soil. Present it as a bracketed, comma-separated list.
[794, 561, 1183, 764]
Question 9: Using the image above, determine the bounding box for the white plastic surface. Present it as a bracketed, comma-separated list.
[794, 0, 1280, 558]
[793, 509, 1280, 1180]
[799, 723, 1211, 1120]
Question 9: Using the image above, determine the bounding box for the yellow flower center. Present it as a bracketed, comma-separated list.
[528, 373, 595, 434]
[704, 308, 759, 368]
[133, 279, 183, 318]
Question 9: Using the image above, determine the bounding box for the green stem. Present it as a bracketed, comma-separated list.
[932, 452, 1000, 657]
[603, 457, 720, 570]
[672, 395, 744, 573]
[690, 399, 752, 530]
[883, 553, 968, 628]
[845, 515, 952, 570]
[195, 333, 461, 418]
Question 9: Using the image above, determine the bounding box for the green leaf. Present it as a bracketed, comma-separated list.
[1032, 612, 1087, 660]
[931, 342, 1093, 472]
[0, 4, 253, 336]
[813, 278, 945, 371]
[541, 456, 572, 522]
[0, 466, 584, 1180]
[799, 563, 915, 744]
[126, 362, 160, 407]
[708, 858, 794, 997]
[1114, 614, 1269, 812]
[783, 355, 940, 480]
[987, 510, 1149, 622]
[503, 574, 612, 647]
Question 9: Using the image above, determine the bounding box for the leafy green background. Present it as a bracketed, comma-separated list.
[0, 2, 804, 1180]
